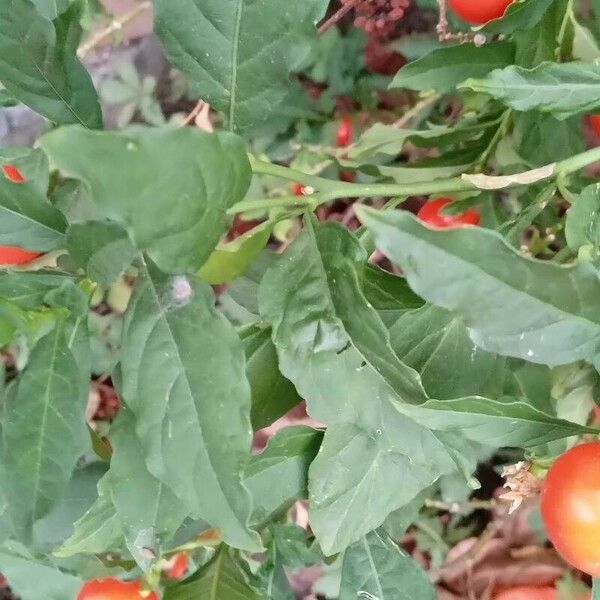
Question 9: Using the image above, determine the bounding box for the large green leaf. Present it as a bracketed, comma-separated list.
[240, 325, 300, 431]
[0, 0, 102, 128]
[460, 61, 600, 119]
[0, 166, 66, 251]
[40, 126, 251, 273]
[246, 426, 322, 527]
[389, 304, 505, 400]
[154, 0, 327, 132]
[339, 530, 435, 600]
[119, 262, 260, 552]
[357, 207, 600, 367]
[2, 319, 90, 538]
[258, 219, 479, 554]
[390, 42, 514, 92]
[105, 407, 189, 568]
[164, 546, 265, 600]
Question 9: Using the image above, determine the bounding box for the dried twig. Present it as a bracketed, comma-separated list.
[318, 0, 362, 34]
[77, 1, 152, 60]
[179, 100, 210, 127]
[435, 0, 481, 43]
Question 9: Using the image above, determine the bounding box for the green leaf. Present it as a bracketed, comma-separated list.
[514, 112, 584, 167]
[259, 219, 479, 554]
[40, 126, 251, 273]
[223, 251, 277, 319]
[246, 426, 323, 527]
[357, 207, 600, 367]
[399, 395, 596, 448]
[362, 264, 424, 327]
[0, 0, 102, 128]
[460, 61, 600, 119]
[0, 270, 74, 309]
[119, 262, 260, 552]
[198, 221, 273, 285]
[389, 42, 514, 92]
[154, 0, 327, 132]
[2, 320, 90, 538]
[66, 220, 138, 286]
[30, 0, 70, 19]
[480, 0, 555, 34]
[34, 462, 107, 551]
[565, 184, 600, 251]
[0, 550, 82, 600]
[240, 325, 300, 431]
[347, 119, 501, 163]
[104, 407, 189, 569]
[164, 546, 266, 600]
[389, 304, 505, 400]
[513, 0, 569, 67]
[0, 166, 66, 251]
[340, 530, 435, 600]
[53, 490, 121, 558]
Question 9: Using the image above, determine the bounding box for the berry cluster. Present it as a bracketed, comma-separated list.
[343, 0, 410, 38]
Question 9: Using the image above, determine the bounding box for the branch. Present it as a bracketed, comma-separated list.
[225, 145, 600, 215]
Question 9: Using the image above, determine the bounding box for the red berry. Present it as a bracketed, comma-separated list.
[76, 578, 157, 600]
[165, 553, 188, 579]
[336, 117, 353, 147]
[590, 114, 600, 137]
[447, 0, 512, 24]
[541, 442, 600, 577]
[0, 246, 42, 265]
[339, 170, 356, 183]
[1, 164, 25, 184]
[293, 183, 305, 196]
[417, 197, 480, 229]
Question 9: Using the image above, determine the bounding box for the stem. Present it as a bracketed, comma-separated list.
[474, 110, 512, 172]
[235, 145, 600, 216]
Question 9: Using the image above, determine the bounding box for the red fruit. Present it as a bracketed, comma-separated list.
[590, 114, 600, 137]
[336, 117, 353, 147]
[1, 164, 24, 184]
[165, 552, 188, 579]
[76, 578, 157, 600]
[0, 246, 42, 265]
[339, 170, 356, 183]
[494, 587, 556, 600]
[417, 197, 480, 229]
[293, 183, 305, 196]
[541, 442, 600, 577]
[447, 0, 512, 24]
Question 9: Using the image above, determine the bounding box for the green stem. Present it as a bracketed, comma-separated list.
[235, 145, 600, 216]
[474, 109, 512, 172]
